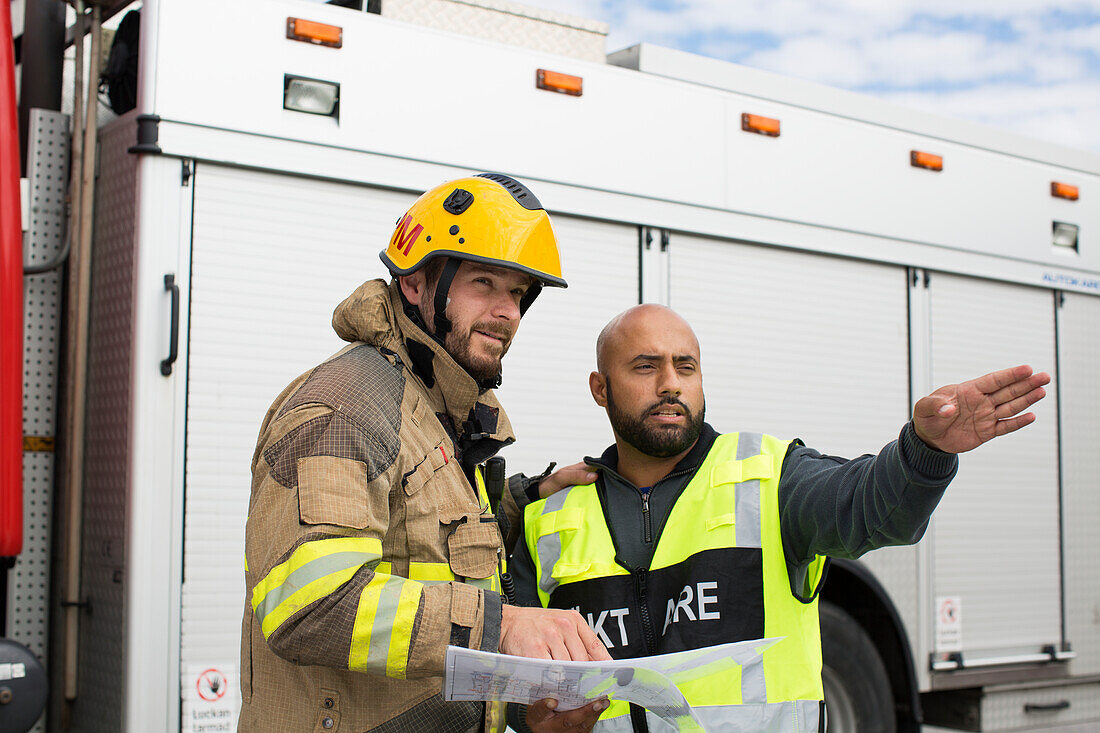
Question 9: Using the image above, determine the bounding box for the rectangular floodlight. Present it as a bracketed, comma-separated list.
[284, 75, 340, 118]
[1052, 221, 1079, 251]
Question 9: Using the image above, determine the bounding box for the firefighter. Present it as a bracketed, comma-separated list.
[511, 304, 1049, 732]
[238, 174, 610, 732]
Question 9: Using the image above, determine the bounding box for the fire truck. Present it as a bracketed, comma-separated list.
[3, 0, 1099, 731]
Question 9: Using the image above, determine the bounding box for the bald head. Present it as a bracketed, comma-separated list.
[595, 304, 700, 374]
[590, 304, 705, 473]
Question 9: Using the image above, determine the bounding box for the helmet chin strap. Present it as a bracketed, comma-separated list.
[401, 257, 510, 392]
[432, 257, 462, 339]
[519, 281, 542, 315]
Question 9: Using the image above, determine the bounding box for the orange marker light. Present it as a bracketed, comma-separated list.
[537, 69, 583, 97]
[1051, 182, 1079, 201]
[287, 17, 343, 48]
[742, 113, 781, 137]
[911, 150, 943, 171]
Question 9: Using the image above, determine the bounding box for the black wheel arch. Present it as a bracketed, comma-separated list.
[820, 558, 922, 733]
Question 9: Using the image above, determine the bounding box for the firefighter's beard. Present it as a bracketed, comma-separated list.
[418, 291, 514, 384]
[443, 319, 513, 384]
[605, 380, 705, 459]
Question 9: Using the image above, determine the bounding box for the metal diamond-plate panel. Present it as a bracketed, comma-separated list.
[1059, 292, 1100, 677]
[68, 116, 138, 733]
[980, 680, 1100, 731]
[9, 108, 69, 733]
[381, 0, 608, 62]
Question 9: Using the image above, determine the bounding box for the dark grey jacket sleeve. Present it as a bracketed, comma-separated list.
[779, 422, 958, 571]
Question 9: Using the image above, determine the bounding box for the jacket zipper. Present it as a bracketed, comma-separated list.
[641, 491, 652, 544]
[631, 567, 656, 733]
[635, 568, 656, 655]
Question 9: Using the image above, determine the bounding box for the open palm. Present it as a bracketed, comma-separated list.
[912, 365, 1050, 454]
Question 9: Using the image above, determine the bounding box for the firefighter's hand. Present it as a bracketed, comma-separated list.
[539, 462, 598, 499]
[526, 698, 609, 732]
[913, 365, 1049, 454]
[500, 606, 612, 661]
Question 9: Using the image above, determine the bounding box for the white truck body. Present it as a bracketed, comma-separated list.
[11, 0, 1100, 730]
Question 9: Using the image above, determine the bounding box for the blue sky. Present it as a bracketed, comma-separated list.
[530, 0, 1100, 153]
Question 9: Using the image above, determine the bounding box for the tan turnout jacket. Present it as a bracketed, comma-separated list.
[238, 279, 518, 732]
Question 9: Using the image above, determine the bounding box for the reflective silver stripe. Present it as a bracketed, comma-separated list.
[797, 700, 821, 732]
[740, 653, 768, 704]
[253, 550, 375, 626]
[361, 575, 403, 669]
[363, 576, 398, 669]
[735, 432, 763, 549]
[536, 488, 573, 596]
[734, 432, 768, 703]
[636, 700, 817, 732]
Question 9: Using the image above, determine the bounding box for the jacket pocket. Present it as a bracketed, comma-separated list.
[297, 455, 373, 529]
[444, 516, 502, 580]
[402, 441, 450, 497]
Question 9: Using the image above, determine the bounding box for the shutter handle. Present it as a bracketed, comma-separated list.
[160, 274, 180, 376]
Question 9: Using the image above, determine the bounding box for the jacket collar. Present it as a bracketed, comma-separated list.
[585, 422, 719, 486]
[331, 279, 516, 447]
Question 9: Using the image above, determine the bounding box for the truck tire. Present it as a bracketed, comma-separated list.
[820, 601, 896, 733]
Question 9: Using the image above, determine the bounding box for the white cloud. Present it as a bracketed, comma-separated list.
[744, 27, 1095, 88]
[883, 79, 1100, 151]
[526, 0, 1100, 151]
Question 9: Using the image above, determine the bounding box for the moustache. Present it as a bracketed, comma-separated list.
[645, 396, 691, 417]
[471, 321, 514, 343]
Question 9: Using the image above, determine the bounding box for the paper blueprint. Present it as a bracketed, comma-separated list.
[443, 637, 782, 731]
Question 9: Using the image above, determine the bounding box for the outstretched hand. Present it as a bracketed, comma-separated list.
[912, 365, 1050, 454]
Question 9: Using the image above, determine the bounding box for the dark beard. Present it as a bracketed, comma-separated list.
[605, 380, 704, 458]
[418, 290, 509, 385]
[443, 322, 511, 385]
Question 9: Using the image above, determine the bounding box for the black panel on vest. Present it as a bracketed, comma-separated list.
[547, 547, 763, 658]
[649, 548, 764, 652]
[550, 575, 646, 659]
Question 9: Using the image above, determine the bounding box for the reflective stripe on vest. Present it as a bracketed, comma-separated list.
[523, 432, 825, 731]
[596, 698, 821, 732]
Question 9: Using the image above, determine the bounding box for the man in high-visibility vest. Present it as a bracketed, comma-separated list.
[239, 174, 611, 733]
[510, 303, 1049, 732]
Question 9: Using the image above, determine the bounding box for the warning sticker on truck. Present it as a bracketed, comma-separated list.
[935, 596, 963, 652]
[182, 663, 238, 733]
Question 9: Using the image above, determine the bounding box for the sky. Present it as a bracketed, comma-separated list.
[522, 0, 1100, 154]
[11, 1, 1097, 151]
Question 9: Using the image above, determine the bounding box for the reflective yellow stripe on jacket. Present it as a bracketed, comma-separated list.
[251, 535, 425, 678]
[252, 466, 502, 681]
[252, 536, 386, 639]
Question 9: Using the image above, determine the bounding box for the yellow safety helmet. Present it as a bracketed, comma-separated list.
[380, 174, 566, 334]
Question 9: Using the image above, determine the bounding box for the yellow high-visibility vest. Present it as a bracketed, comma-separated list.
[524, 432, 826, 732]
